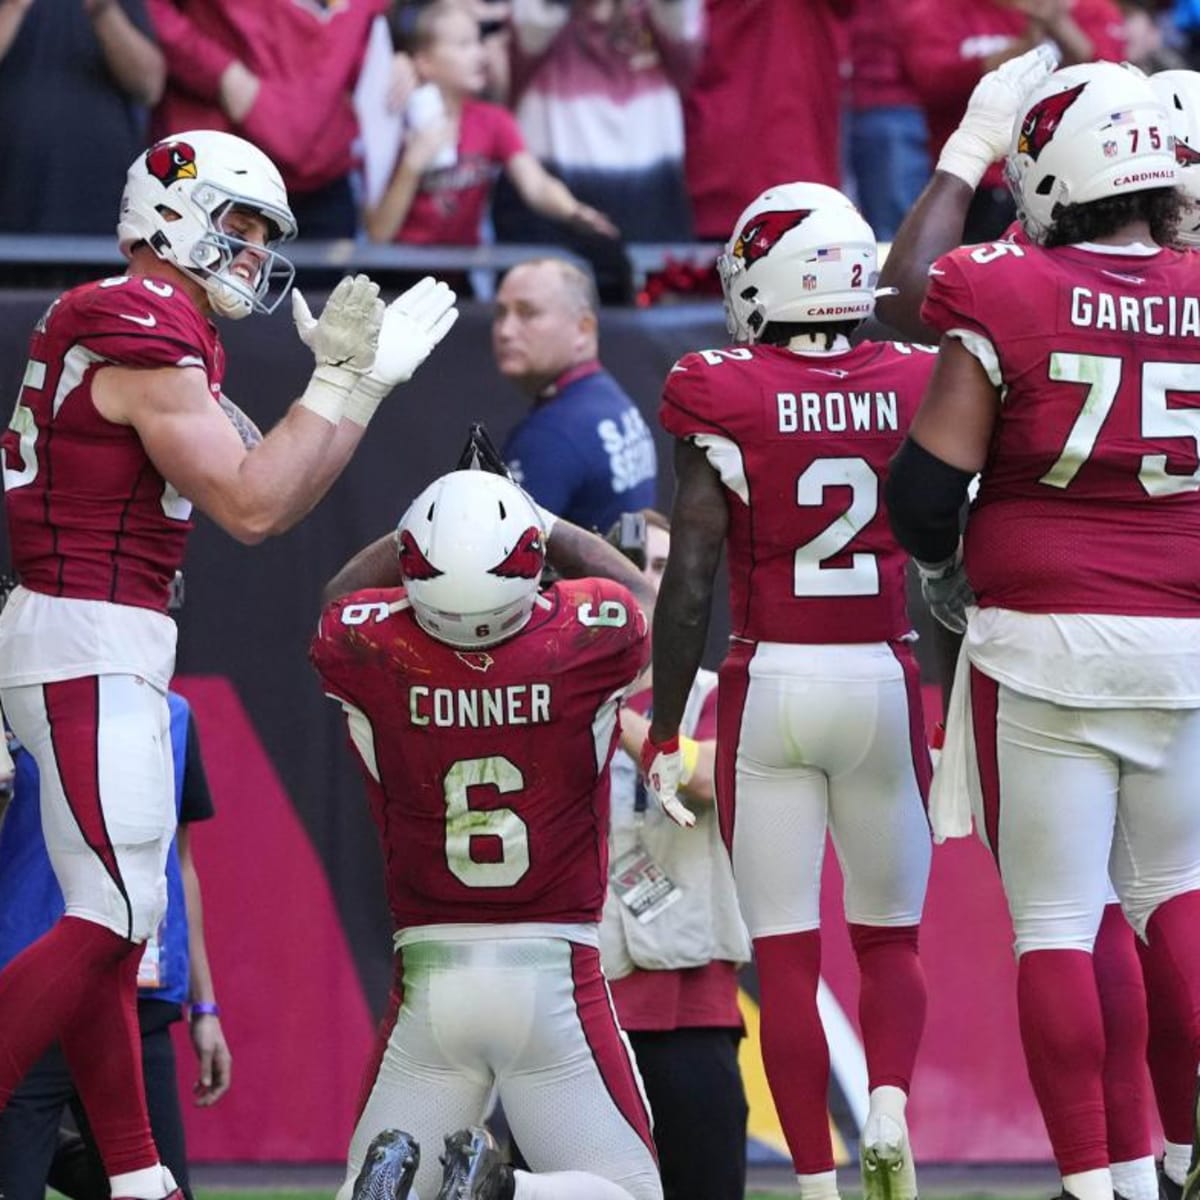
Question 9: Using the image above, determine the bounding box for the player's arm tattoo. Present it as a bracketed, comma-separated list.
[217, 394, 264, 449]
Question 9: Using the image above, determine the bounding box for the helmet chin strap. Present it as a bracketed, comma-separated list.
[204, 273, 254, 320]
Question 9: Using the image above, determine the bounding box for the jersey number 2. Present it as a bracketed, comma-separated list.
[793, 457, 881, 596]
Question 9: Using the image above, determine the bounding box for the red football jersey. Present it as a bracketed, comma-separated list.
[1, 275, 224, 612]
[924, 241, 1200, 617]
[311, 577, 648, 930]
[660, 341, 936, 643]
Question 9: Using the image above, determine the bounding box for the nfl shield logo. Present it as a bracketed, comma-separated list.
[803, 274, 817, 291]
[1103, 139, 1118, 158]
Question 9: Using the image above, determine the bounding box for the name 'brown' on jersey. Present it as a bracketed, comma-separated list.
[924, 240, 1200, 617]
[660, 340, 936, 644]
[1, 275, 225, 613]
[311, 577, 648, 931]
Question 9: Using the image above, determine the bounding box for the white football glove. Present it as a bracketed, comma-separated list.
[292, 274, 384, 424]
[640, 734, 696, 829]
[916, 544, 976, 635]
[343, 276, 459, 426]
[937, 43, 1061, 188]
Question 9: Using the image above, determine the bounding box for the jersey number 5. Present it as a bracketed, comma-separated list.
[443, 756, 531, 888]
[1040, 352, 1200, 494]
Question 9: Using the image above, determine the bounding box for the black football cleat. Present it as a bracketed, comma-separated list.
[435, 1126, 514, 1200]
[351, 1129, 420, 1200]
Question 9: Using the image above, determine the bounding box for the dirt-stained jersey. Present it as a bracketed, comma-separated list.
[660, 341, 936, 644]
[1, 275, 224, 612]
[311, 577, 648, 930]
[924, 241, 1200, 617]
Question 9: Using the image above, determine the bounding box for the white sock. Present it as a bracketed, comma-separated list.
[1164, 1142, 1192, 1187]
[797, 1169, 840, 1200]
[1111, 1156, 1158, 1200]
[864, 1086, 910, 1150]
[1063, 1168, 1114, 1200]
[109, 1165, 176, 1200]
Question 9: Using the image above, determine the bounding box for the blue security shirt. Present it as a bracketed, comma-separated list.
[503, 362, 658, 533]
[0, 692, 206, 1008]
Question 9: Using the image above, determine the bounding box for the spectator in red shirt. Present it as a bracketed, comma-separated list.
[899, 0, 1126, 241]
[847, 0, 930, 241]
[684, 0, 850, 241]
[366, 1, 615, 245]
[148, 0, 386, 238]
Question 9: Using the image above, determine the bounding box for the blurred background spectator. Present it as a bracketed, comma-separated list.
[1120, 0, 1190, 69]
[846, 0, 930, 242]
[899, 0, 1126, 242]
[0, 0, 164, 234]
[491, 0, 704, 300]
[684, 0, 850, 242]
[147, 0, 385, 238]
[364, 1, 615, 247]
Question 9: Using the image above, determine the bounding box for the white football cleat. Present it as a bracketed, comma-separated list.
[861, 1113, 918, 1200]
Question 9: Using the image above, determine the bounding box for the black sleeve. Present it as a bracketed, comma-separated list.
[178, 714, 215, 826]
[884, 437, 974, 565]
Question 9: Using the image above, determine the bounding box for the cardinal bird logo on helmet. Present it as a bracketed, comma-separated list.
[488, 527, 545, 580]
[732, 210, 813, 267]
[1177, 138, 1200, 167]
[398, 530, 444, 581]
[145, 140, 198, 187]
[1017, 84, 1087, 161]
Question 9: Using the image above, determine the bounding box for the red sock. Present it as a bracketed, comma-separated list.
[1140, 891, 1200, 1142]
[0, 917, 129, 1102]
[1093, 905, 1152, 1163]
[1017, 949, 1109, 1174]
[848, 923, 926, 1093]
[60, 936, 158, 1175]
[754, 931, 832, 1174]
[0, 916, 158, 1175]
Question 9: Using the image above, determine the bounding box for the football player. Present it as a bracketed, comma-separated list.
[641, 182, 934, 1200]
[0, 130, 456, 1199]
[885, 61, 1200, 1200]
[311, 466, 664, 1200]
[879, 52, 1200, 1200]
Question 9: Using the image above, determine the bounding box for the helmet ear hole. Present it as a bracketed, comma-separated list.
[1036, 176, 1056, 196]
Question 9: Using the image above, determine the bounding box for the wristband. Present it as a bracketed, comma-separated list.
[678, 735, 700, 786]
[915, 541, 963, 582]
[343, 375, 389, 428]
[189, 1001, 221, 1019]
[936, 126, 995, 190]
[298, 364, 357, 425]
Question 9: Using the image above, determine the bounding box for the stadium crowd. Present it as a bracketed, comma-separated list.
[4, 2, 1200, 1200]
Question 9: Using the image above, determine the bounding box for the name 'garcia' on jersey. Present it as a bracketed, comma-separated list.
[776, 390, 899, 435]
[1069, 286, 1200, 337]
[409, 683, 552, 728]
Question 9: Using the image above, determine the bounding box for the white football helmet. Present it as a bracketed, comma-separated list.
[1149, 69, 1200, 246]
[117, 130, 297, 320]
[397, 470, 547, 649]
[717, 182, 879, 343]
[1005, 61, 1177, 244]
